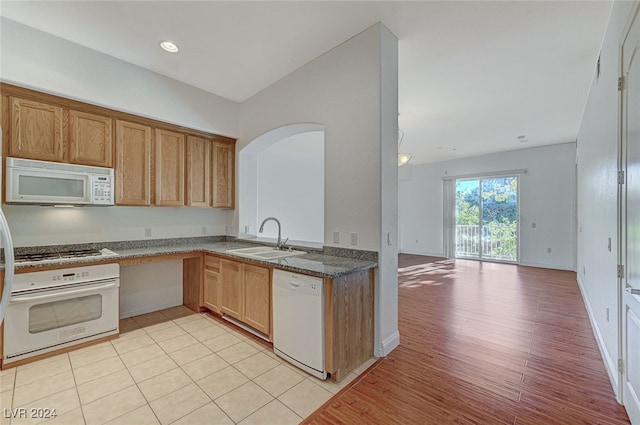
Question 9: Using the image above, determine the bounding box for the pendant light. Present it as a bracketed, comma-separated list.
[398, 129, 411, 166]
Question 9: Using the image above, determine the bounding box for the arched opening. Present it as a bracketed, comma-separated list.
[238, 123, 325, 246]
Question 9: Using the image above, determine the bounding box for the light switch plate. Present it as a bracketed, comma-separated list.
[333, 231, 339, 244]
[350, 232, 358, 245]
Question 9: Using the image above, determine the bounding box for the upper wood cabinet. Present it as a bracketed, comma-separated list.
[212, 142, 234, 208]
[115, 120, 153, 206]
[68, 110, 114, 167]
[9, 97, 64, 162]
[155, 129, 185, 206]
[1, 85, 236, 209]
[186, 136, 211, 207]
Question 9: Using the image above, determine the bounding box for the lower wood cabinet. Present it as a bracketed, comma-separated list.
[220, 259, 243, 320]
[205, 256, 271, 337]
[203, 255, 221, 313]
[242, 264, 271, 335]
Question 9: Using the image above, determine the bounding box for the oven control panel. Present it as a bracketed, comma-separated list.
[54, 271, 91, 283]
[12, 263, 120, 293]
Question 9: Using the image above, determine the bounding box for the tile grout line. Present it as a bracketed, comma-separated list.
[6, 306, 350, 425]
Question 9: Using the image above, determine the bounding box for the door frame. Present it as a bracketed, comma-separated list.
[619, 1, 640, 416]
[453, 173, 521, 264]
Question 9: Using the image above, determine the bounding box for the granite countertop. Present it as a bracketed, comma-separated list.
[6, 237, 378, 278]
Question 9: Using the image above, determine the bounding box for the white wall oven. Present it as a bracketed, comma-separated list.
[3, 263, 119, 365]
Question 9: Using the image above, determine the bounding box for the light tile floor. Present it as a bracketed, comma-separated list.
[0, 306, 376, 425]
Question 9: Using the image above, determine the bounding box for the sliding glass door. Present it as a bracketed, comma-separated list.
[455, 176, 518, 262]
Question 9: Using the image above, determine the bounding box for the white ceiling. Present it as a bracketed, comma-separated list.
[0, 1, 612, 164]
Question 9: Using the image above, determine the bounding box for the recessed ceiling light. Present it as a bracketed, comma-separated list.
[160, 41, 179, 53]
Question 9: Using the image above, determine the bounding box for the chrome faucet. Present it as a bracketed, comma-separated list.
[259, 217, 288, 250]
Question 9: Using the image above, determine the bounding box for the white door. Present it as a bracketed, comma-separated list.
[621, 5, 640, 423]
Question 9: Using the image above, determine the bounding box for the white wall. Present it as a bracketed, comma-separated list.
[119, 260, 183, 318]
[0, 18, 239, 246]
[576, 0, 637, 397]
[257, 131, 324, 243]
[4, 204, 229, 247]
[238, 24, 400, 356]
[399, 142, 577, 271]
[0, 18, 238, 136]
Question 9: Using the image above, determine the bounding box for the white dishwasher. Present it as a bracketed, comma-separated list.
[272, 269, 326, 380]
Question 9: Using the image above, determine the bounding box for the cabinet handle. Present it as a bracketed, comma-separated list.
[626, 287, 640, 295]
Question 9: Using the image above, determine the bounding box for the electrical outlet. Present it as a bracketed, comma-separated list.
[350, 232, 358, 246]
[333, 231, 339, 244]
[244, 225, 250, 234]
[532, 223, 536, 228]
[547, 247, 552, 253]
[201, 226, 207, 235]
[144, 228, 152, 238]
[387, 232, 392, 246]
[416, 239, 419, 244]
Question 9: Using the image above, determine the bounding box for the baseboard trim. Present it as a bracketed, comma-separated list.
[119, 302, 183, 319]
[576, 274, 621, 402]
[375, 330, 400, 357]
[399, 249, 445, 257]
[518, 260, 575, 271]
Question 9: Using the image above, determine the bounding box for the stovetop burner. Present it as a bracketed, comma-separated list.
[14, 248, 118, 264]
[15, 252, 61, 262]
[59, 249, 102, 258]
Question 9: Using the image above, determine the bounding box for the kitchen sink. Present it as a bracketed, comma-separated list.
[226, 246, 306, 260]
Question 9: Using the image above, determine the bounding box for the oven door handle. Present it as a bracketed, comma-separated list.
[9, 281, 119, 304]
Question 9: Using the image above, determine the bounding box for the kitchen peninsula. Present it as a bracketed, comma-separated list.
[0, 236, 377, 381]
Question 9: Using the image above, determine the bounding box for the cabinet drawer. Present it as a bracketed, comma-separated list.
[205, 255, 220, 271]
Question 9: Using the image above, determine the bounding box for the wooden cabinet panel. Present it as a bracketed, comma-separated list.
[9, 97, 63, 162]
[155, 129, 185, 206]
[242, 264, 271, 335]
[204, 255, 221, 313]
[212, 142, 234, 208]
[204, 269, 221, 314]
[115, 120, 152, 205]
[220, 259, 243, 320]
[324, 269, 375, 381]
[186, 136, 211, 207]
[68, 110, 113, 167]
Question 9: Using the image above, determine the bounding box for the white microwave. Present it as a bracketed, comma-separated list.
[6, 157, 114, 205]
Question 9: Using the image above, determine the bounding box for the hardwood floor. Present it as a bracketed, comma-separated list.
[303, 254, 630, 424]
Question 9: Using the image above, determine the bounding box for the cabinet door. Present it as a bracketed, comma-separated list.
[186, 136, 211, 207]
[69, 110, 113, 167]
[242, 264, 271, 335]
[204, 269, 221, 314]
[115, 120, 152, 205]
[155, 129, 185, 206]
[220, 259, 243, 320]
[203, 255, 221, 313]
[211, 142, 234, 208]
[9, 97, 63, 162]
